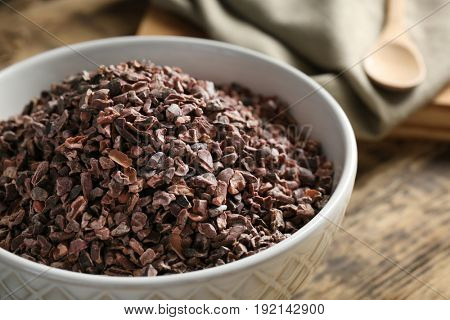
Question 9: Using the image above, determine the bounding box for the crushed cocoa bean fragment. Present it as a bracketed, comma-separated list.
[0, 60, 333, 276]
[108, 149, 132, 168]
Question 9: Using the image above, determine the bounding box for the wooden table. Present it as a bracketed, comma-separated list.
[296, 140, 450, 299]
[1, 0, 449, 300]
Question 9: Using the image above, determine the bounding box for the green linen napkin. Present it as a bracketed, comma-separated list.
[153, 0, 450, 139]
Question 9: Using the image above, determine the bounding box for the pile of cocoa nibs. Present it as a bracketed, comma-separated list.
[0, 61, 333, 276]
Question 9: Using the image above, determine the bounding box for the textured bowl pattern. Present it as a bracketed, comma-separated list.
[0, 207, 345, 299]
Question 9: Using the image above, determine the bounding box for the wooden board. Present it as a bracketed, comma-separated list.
[1, 0, 449, 300]
[390, 86, 450, 141]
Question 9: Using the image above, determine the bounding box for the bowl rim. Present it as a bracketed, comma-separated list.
[0, 36, 357, 288]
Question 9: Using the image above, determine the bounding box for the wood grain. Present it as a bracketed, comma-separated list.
[390, 86, 450, 141]
[296, 141, 450, 299]
[1, 0, 449, 300]
[0, 0, 148, 68]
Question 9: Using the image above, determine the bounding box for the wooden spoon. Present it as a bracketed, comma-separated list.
[364, 0, 426, 91]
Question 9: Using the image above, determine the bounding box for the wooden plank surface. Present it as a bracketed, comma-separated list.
[296, 141, 450, 299]
[1, 0, 449, 300]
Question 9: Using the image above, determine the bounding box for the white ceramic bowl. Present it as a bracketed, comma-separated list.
[0, 36, 357, 300]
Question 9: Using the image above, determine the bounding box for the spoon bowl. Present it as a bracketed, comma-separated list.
[364, 0, 426, 91]
[364, 40, 426, 90]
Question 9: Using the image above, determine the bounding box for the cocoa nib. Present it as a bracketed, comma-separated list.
[0, 60, 333, 277]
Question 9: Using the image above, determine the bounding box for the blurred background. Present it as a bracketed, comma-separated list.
[0, 0, 449, 299]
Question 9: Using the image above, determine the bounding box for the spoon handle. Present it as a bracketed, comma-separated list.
[385, 0, 406, 34]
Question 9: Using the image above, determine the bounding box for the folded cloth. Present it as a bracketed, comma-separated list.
[153, 0, 450, 139]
